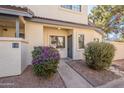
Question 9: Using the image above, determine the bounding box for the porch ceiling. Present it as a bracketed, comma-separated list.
[0, 18, 24, 28]
[43, 25, 73, 31]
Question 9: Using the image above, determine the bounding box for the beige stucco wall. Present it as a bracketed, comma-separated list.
[44, 27, 72, 58]
[110, 42, 124, 61]
[24, 21, 102, 60]
[43, 26, 102, 59]
[73, 28, 102, 60]
[21, 42, 28, 72]
[4, 19, 102, 65]
[0, 38, 28, 77]
[23, 5, 88, 24]
[93, 31, 103, 41]
[25, 21, 43, 64]
[19, 20, 102, 62]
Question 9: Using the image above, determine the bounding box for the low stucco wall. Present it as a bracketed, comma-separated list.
[0, 37, 28, 77]
[21, 41, 28, 72]
[111, 42, 124, 61]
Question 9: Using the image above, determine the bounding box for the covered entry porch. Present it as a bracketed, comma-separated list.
[0, 10, 31, 77]
[43, 25, 74, 59]
[0, 15, 25, 38]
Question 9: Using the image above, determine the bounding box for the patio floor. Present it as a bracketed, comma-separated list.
[0, 66, 65, 88]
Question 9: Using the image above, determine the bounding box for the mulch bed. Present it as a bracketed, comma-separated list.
[0, 66, 65, 88]
[67, 60, 121, 87]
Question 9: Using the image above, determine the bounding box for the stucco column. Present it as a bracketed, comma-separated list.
[72, 29, 76, 59]
[16, 18, 20, 38]
[25, 21, 43, 65]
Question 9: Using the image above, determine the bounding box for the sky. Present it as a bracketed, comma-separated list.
[88, 5, 96, 14]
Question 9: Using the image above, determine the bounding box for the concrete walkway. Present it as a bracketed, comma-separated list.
[98, 78, 124, 88]
[58, 60, 93, 88]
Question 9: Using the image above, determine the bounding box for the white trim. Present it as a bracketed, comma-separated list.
[48, 35, 66, 49]
[58, 5, 83, 15]
[0, 37, 28, 43]
[76, 33, 85, 50]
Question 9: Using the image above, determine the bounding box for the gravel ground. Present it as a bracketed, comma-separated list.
[0, 66, 65, 88]
[112, 59, 124, 71]
[67, 60, 121, 87]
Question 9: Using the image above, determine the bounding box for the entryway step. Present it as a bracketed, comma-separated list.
[58, 60, 93, 88]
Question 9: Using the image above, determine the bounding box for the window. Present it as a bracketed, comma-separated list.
[50, 36, 65, 48]
[78, 34, 84, 49]
[19, 33, 25, 39]
[61, 5, 81, 12]
[12, 43, 19, 48]
[72, 5, 81, 12]
[15, 32, 25, 39]
[61, 5, 72, 10]
[94, 38, 99, 42]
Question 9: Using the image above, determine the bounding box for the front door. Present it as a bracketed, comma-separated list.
[67, 35, 73, 58]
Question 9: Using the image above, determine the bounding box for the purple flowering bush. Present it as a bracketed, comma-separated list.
[32, 46, 60, 78]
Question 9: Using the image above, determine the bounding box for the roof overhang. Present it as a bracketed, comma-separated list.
[0, 7, 33, 18]
[29, 16, 105, 35]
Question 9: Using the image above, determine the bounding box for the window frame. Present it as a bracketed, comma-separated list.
[15, 32, 25, 39]
[77, 34, 85, 50]
[94, 38, 99, 42]
[61, 5, 82, 12]
[49, 35, 65, 48]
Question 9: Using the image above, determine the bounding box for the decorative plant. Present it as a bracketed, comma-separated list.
[32, 46, 60, 78]
[84, 42, 115, 70]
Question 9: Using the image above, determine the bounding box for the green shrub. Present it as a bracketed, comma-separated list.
[84, 42, 115, 70]
[32, 46, 60, 78]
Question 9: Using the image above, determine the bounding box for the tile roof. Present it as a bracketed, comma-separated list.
[33, 16, 95, 28]
[32, 16, 104, 35]
[0, 5, 34, 15]
[0, 5, 104, 35]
